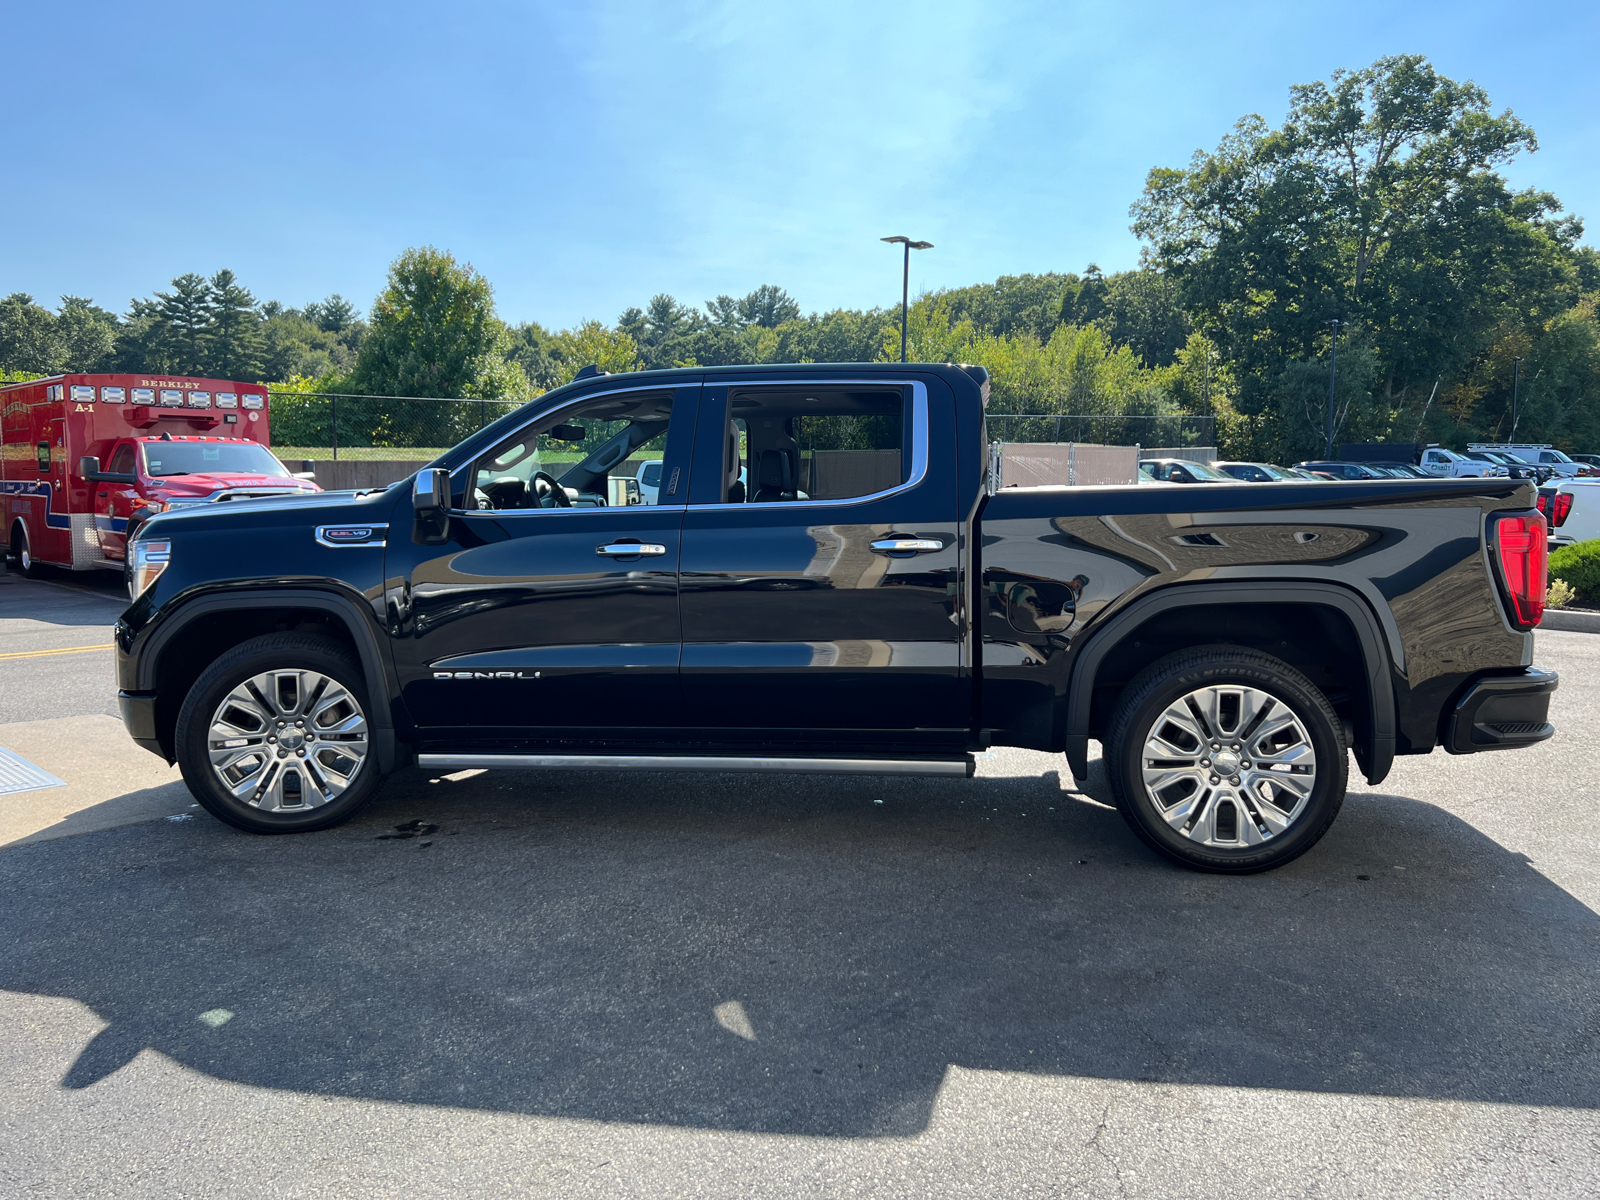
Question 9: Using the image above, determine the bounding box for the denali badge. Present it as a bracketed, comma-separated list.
[434, 670, 541, 680]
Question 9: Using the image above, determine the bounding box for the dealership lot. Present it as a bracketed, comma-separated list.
[2, 568, 1598, 1198]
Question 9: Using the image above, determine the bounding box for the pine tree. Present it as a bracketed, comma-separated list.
[204, 269, 263, 379]
[154, 273, 212, 374]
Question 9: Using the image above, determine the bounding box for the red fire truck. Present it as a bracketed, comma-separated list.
[2, 373, 320, 580]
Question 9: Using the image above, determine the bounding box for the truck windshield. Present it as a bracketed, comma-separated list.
[141, 441, 291, 477]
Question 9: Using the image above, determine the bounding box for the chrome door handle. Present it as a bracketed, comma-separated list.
[869, 537, 944, 555]
[597, 542, 667, 557]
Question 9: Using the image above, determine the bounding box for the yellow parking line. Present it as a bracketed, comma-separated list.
[0, 643, 114, 661]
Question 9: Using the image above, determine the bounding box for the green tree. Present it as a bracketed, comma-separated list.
[203, 269, 263, 379]
[349, 247, 525, 400]
[736, 284, 800, 328]
[938, 273, 1076, 341]
[1058, 265, 1108, 328]
[57, 297, 119, 371]
[1132, 53, 1581, 457]
[153, 273, 213, 374]
[549, 320, 643, 381]
[0, 294, 63, 375]
[304, 294, 359, 333]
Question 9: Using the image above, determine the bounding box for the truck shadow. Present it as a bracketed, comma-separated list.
[5, 762, 1598, 1136]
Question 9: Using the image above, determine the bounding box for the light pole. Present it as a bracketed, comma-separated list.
[1511, 356, 1523, 439]
[1324, 319, 1344, 459]
[881, 235, 934, 363]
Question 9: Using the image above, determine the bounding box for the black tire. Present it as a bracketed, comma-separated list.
[1104, 645, 1347, 874]
[175, 632, 384, 833]
[8, 521, 48, 579]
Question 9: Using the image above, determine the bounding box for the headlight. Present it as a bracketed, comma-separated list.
[130, 539, 171, 600]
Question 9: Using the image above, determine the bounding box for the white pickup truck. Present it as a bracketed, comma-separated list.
[1418, 446, 1505, 479]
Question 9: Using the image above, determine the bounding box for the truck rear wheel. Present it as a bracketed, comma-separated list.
[175, 633, 384, 833]
[1103, 645, 1347, 873]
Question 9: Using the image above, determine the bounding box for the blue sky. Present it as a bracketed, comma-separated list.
[5, 0, 1597, 329]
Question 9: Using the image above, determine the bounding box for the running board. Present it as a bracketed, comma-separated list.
[418, 753, 975, 778]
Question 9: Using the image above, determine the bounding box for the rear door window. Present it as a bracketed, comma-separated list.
[705, 388, 908, 505]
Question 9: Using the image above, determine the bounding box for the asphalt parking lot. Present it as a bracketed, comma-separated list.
[2, 565, 1598, 1198]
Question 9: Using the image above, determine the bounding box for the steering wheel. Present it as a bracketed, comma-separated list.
[530, 470, 572, 508]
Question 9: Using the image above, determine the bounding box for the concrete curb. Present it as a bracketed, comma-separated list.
[1542, 608, 1600, 633]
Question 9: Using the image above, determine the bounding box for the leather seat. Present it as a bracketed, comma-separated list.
[753, 450, 795, 502]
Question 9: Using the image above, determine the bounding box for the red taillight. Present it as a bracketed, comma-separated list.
[1552, 491, 1573, 527]
[1494, 512, 1548, 629]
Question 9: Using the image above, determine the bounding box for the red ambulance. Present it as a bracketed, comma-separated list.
[2, 373, 320, 580]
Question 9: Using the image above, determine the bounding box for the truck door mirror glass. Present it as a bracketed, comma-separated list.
[79, 455, 100, 478]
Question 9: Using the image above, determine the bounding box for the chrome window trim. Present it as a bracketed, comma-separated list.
[694, 378, 927, 510]
[465, 503, 690, 520]
[449, 382, 689, 512]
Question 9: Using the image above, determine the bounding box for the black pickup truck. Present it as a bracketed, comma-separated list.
[112, 363, 1557, 872]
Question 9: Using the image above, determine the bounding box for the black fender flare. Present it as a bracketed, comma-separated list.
[135, 586, 404, 773]
[1063, 581, 1396, 786]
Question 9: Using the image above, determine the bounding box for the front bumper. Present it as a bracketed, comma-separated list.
[1444, 668, 1558, 754]
[118, 690, 168, 761]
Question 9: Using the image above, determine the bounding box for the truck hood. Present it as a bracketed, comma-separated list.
[149, 473, 320, 497]
[141, 481, 402, 537]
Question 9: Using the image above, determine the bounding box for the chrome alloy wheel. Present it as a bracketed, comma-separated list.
[207, 670, 369, 812]
[1139, 684, 1318, 847]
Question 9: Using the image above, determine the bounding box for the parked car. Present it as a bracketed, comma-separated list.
[114, 361, 1557, 875]
[1362, 461, 1434, 479]
[1469, 444, 1596, 479]
[1464, 450, 1547, 482]
[1537, 479, 1600, 550]
[1295, 460, 1386, 480]
[1139, 458, 1234, 484]
[1211, 461, 1303, 482]
[1569, 453, 1600, 470]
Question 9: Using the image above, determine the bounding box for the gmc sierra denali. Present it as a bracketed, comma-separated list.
[113, 363, 1557, 872]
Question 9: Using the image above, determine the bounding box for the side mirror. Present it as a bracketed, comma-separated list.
[413, 467, 450, 515]
[79, 455, 136, 484]
[412, 467, 452, 545]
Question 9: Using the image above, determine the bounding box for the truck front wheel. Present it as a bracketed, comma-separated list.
[1103, 646, 1347, 873]
[174, 633, 385, 833]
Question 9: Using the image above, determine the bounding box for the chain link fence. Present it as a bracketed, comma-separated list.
[983, 413, 1215, 449]
[267, 391, 525, 462]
